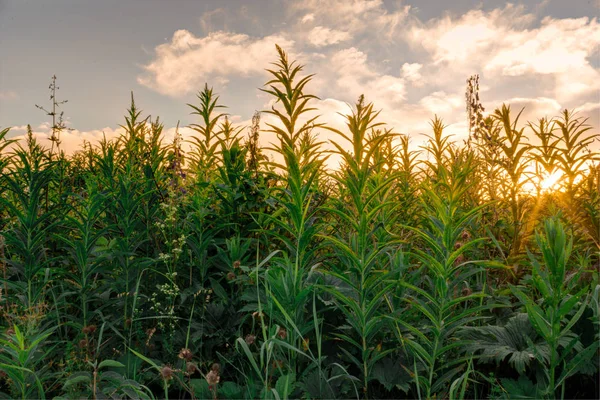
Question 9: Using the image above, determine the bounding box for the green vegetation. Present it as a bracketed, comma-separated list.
[0, 47, 598, 399]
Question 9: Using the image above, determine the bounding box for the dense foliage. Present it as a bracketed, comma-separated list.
[0, 46, 598, 399]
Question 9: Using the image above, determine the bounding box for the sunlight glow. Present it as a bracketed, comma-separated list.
[540, 170, 564, 192]
[521, 167, 565, 195]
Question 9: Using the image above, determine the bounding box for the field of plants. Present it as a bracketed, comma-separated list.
[0, 46, 598, 399]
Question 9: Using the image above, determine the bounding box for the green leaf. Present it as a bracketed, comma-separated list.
[98, 360, 125, 370]
[275, 373, 296, 400]
[62, 372, 92, 389]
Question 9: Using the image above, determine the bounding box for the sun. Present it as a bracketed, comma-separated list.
[539, 170, 564, 192]
[522, 168, 565, 194]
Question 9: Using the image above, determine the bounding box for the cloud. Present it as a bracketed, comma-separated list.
[7, 124, 124, 154]
[326, 47, 407, 110]
[577, 102, 600, 113]
[199, 8, 228, 33]
[307, 26, 351, 47]
[485, 17, 599, 76]
[500, 97, 562, 118]
[0, 91, 18, 100]
[110, 4, 600, 158]
[401, 63, 424, 86]
[409, 5, 536, 65]
[301, 13, 315, 23]
[407, 5, 599, 102]
[419, 91, 463, 117]
[137, 30, 293, 97]
[296, 0, 383, 24]
[292, 0, 410, 38]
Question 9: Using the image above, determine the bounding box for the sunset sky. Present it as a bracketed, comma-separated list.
[1, 0, 598, 153]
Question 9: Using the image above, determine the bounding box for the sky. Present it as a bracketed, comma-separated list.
[0, 0, 599, 154]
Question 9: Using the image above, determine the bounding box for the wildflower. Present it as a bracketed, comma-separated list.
[206, 363, 220, 386]
[178, 348, 193, 362]
[252, 311, 264, 320]
[158, 253, 171, 261]
[78, 339, 88, 348]
[302, 338, 310, 351]
[82, 325, 97, 335]
[277, 327, 287, 340]
[186, 362, 197, 375]
[233, 260, 241, 269]
[160, 365, 174, 381]
[226, 272, 236, 281]
[245, 334, 256, 345]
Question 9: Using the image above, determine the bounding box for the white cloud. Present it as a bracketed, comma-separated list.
[501, 97, 562, 117]
[327, 47, 407, 110]
[406, 5, 599, 116]
[138, 30, 293, 97]
[485, 17, 599, 76]
[292, 0, 410, 38]
[307, 26, 351, 47]
[401, 63, 424, 86]
[301, 13, 315, 23]
[409, 5, 536, 65]
[577, 102, 600, 113]
[85, 4, 600, 158]
[419, 91, 463, 116]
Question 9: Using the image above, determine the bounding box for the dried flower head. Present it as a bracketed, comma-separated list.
[233, 260, 241, 269]
[252, 311, 264, 320]
[206, 367, 220, 386]
[178, 348, 193, 362]
[245, 334, 256, 345]
[145, 327, 157, 347]
[186, 362, 197, 375]
[82, 325, 97, 335]
[161, 365, 174, 381]
[226, 272, 236, 281]
[277, 327, 287, 340]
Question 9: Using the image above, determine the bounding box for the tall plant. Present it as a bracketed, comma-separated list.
[258, 44, 326, 382]
[397, 154, 492, 399]
[511, 217, 598, 399]
[319, 96, 399, 397]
